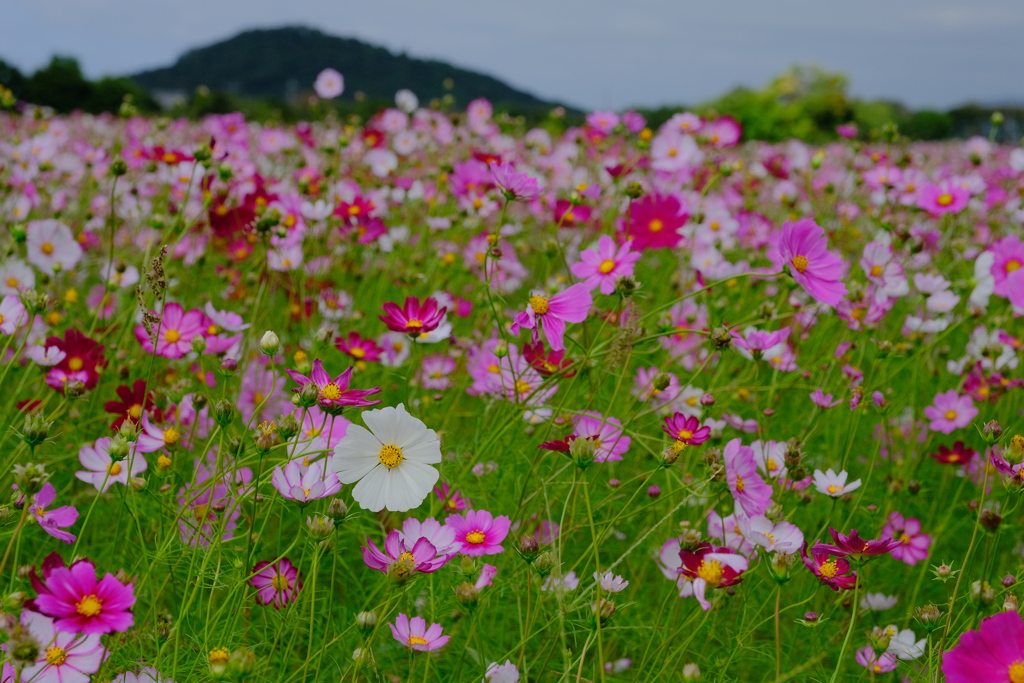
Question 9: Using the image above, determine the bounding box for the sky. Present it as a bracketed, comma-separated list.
[2, 0, 1022, 111]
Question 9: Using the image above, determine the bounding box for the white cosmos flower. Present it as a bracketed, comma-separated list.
[330, 404, 440, 512]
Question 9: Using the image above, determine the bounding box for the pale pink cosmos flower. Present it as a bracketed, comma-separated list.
[569, 236, 642, 295]
[76, 437, 147, 493]
[134, 303, 208, 359]
[738, 515, 804, 554]
[270, 460, 341, 503]
[573, 411, 631, 462]
[314, 68, 344, 99]
[594, 571, 629, 593]
[29, 482, 79, 544]
[882, 511, 931, 566]
[924, 390, 978, 434]
[723, 438, 773, 517]
[0, 294, 27, 335]
[25, 345, 67, 367]
[390, 613, 450, 651]
[489, 161, 540, 201]
[26, 219, 83, 273]
[810, 389, 843, 408]
[510, 283, 592, 352]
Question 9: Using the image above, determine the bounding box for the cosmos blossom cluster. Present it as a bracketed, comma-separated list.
[0, 76, 1021, 682]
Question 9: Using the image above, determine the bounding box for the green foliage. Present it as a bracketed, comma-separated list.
[0, 58, 26, 98]
[18, 56, 158, 115]
[900, 110, 954, 141]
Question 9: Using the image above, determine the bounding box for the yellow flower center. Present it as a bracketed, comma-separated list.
[827, 484, 840, 494]
[350, 347, 366, 359]
[870, 265, 883, 277]
[766, 458, 778, 472]
[1010, 662, 1024, 683]
[944, 410, 957, 421]
[5, 277, 17, 287]
[598, 259, 616, 274]
[408, 636, 429, 646]
[466, 530, 486, 544]
[164, 329, 181, 343]
[163, 428, 180, 445]
[514, 380, 531, 394]
[649, 219, 664, 232]
[677, 429, 694, 441]
[158, 454, 172, 469]
[76, 594, 103, 617]
[529, 295, 549, 315]
[406, 319, 424, 329]
[899, 533, 911, 545]
[734, 474, 745, 492]
[937, 193, 953, 206]
[41, 242, 55, 255]
[272, 573, 290, 591]
[791, 255, 809, 273]
[108, 462, 122, 476]
[209, 647, 230, 664]
[68, 356, 84, 371]
[128, 403, 142, 419]
[486, 364, 500, 374]
[378, 444, 404, 469]
[696, 559, 724, 587]
[475, 252, 487, 263]
[818, 559, 839, 579]
[253, 392, 265, 405]
[46, 646, 67, 666]
[1007, 260, 1022, 273]
[320, 383, 342, 400]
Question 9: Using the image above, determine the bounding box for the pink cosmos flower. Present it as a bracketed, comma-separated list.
[732, 327, 791, 360]
[0, 294, 28, 335]
[622, 193, 688, 251]
[29, 483, 79, 544]
[723, 438, 773, 517]
[446, 509, 511, 556]
[569, 236, 642, 295]
[390, 613, 450, 651]
[943, 610, 1024, 682]
[135, 413, 183, 453]
[881, 512, 931, 565]
[379, 296, 447, 335]
[573, 411, 631, 462]
[398, 516, 460, 556]
[314, 68, 344, 99]
[776, 218, 848, 307]
[856, 647, 898, 674]
[362, 530, 452, 575]
[677, 542, 748, 610]
[270, 460, 341, 504]
[918, 180, 969, 215]
[434, 483, 468, 512]
[29, 552, 136, 633]
[75, 438, 147, 493]
[134, 303, 208, 359]
[813, 527, 901, 560]
[924, 390, 978, 434]
[285, 359, 382, 414]
[510, 283, 593, 352]
[417, 353, 457, 390]
[250, 558, 302, 608]
[489, 161, 540, 201]
[809, 389, 843, 408]
[335, 331, 383, 363]
[662, 413, 710, 445]
[45, 367, 90, 394]
[7, 611, 105, 682]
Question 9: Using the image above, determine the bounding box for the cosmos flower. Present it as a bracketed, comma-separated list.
[856, 647, 898, 674]
[776, 218, 848, 307]
[489, 161, 540, 201]
[662, 413, 710, 445]
[723, 438, 773, 517]
[924, 390, 978, 434]
[812, 527, 901, 560]
[28, 552, 136, 633]
[285, 360, 382, 413]
[26, 219, 84, 273]
[510, 283, 592, 352]
[379, 296, 447, 335]
[812, 468, 861, 497]
[314, 68, 344, 99]
[677, 542, 748, 610]
[75, 438, 147, 493]
[330, 404, 441, 512]
[942, 610, 1024, 682]
[569, 236, 641, 295]
[250, 558, 302, 608]
[800, 542, 857, 591]
[270, 460, 342, 504]
[9, 611, 106, 682]
[389, 613, 450, 651]
[881, 512, 931, 566]
[446, 509, 511, 556]
[29, 483, 79, 544]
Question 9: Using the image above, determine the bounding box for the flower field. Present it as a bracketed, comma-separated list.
[0, 91, 1023, 683]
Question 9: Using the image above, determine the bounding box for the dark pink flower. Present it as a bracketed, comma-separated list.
[250, 558, 302, 608]
[942, 610, 1024, 682]
[446, 509, 511, 556]
[28, 552, 136, 634]
[335, 331, 383, 363]
[362, 530, 452, 575]
[379, 296, 447, 335]
[677, 542, 748, 610]
[723, 438, 773, 517]
[918, 180, 969, 215]
[800, 542, 857, 591]
[813, 527, 902, 560]
[489, 160, 540, 201]
[662, 413, 710, 445]
[285, 359, 382, 413]
[134, 303, 209, 359]
[510, 283, 592, 352]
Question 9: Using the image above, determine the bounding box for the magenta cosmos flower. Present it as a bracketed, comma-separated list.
[446, 509, 511, 556]
[800, 542, 857, 591]
[250, 557, 302, 608]
[881, 512, 931, 566]
[390, 613, 450, 651]
[777, 218, 848, 307]
[662, 413, 710, 445]
[569, 235, 642, 295]
[133, 303, 208, 359]
[379, 296, 447, 335]
[942, 610, 1024, 682]
[723, 438, 773, 517]
[510, 282, 593, 352]
[924, 390, 978, 434]
[918, 180, 969, 215]
[489, 160, 540, 201]
[285, 359, 382, 414]
[28, 552, 136, 634]
[813, 527, 901, 560]
[30, 482, 79, 544]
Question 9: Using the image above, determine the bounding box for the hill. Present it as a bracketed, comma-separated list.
[131, 26, 553, 109]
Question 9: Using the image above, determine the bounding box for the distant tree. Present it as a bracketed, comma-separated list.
[24, 56, 93, 112]
[900, 110, 954, 140]
[0, 59, 26, 98]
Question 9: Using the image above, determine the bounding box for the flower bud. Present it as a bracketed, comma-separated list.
[190, 335, 207, 353]
[709, 327, 732, 349]
[12, 462, 49, 494]
[592, 597, 615, 624]
[356, 610, 378, 635]
[209, 647, 231, 677]
[456, 582, 480, 606]
[260, 331, 281, 356]
[700, 393, 716, 406]
[982, 421, 1004, 444]
[652, 373, 671, 392]
[518, 534, 540, 562]
[109, 157, 128, 176]
[916, 604, 942, 629]
[193, 144, 213, 163]
[298, 382, 320, 408]
[624, 182, 645, 199]
[533, 551, 557, 577]
[5, 591, 26, 610]
[228, 647, 256, 675]
[212, 399, 234, 427]
[277, 413, 300, 441]
[129, 477, 147, 492]
[970, 580, 995, 607]
[493, 341, 509, 358]
[679, 528, 703, 548]
[64, 380, 85, 398]
[326, 498, 348, 520]
[1005, 594, 1019, 612]
[1005, 575, 1017, 588]
[980, 509, 1003, 532]
[569, 437, 596, 468]
[306, 514, 335, 538]
[616, 276, 640, 297]
[21, 412, 52, 448]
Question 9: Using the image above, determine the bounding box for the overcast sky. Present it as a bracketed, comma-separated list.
[2, 0, 1022, 111]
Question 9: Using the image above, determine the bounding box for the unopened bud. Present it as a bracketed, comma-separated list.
[327, 498, 348, 520]
[1004, 594, 1019, 612]
[980, 509, 1003, 532]
[190, 335, 207, 353]
[569, 437, 596, 468]
[277, 413, 299, 441]
[129, 477, 147, 492]
[710, 327, 732, 349]
[298, 382, 320, 408]
[970, 580, 995, 606]
[213, 399, 234, 427]
[228, 646, 256, 675]
[679, 528, 703, 548]
[1004, 575, 1017, 588]
[916, 604, 942, 629]
[306, 514, 335, 538]
[592, 597, 615, 623]
[982, 421, 1003, 444]
[260, 331, 281, 355]
[21, 412, 52, 447]
[355, 610, 378, 635]
[624, 182, 645, 199]
[519, 534, 539, 562]
[209, 647, 231, 677]
[65, 380, 86, 398]
[652, 373, 671, 391]
[219, 357, 237, 375]
[533, 551, 557, 577]
[109, 157, 128, 177]
[456, 582, 480, 606]
[193, 144, 213, 163]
